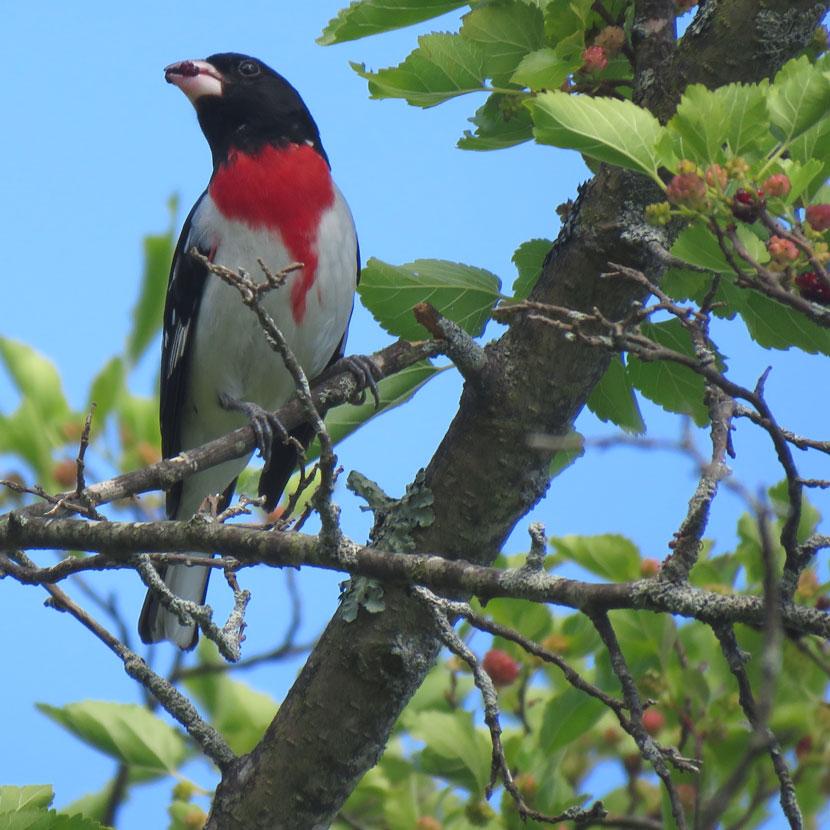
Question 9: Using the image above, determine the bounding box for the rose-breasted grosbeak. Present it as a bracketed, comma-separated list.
[138, 53, 359, 648]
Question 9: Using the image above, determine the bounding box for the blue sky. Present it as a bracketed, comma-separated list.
[1, 2, 827, 827]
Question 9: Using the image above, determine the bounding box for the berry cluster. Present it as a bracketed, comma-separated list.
[647, 159, 830, 306]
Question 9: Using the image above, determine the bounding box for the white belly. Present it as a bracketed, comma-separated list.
[175, 186, 357, 516]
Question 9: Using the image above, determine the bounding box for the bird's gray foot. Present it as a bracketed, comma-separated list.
[218, 392, 289, 463]
[323, 356, 381, 408]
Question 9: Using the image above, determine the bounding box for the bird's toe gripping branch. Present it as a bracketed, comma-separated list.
[217, 392, 296, 465]
[321, 355, 382, 409]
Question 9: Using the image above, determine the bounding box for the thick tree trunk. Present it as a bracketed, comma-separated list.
[206, 3, 828, 827]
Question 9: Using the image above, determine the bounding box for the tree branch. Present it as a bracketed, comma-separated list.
[4, 516, 828, 638]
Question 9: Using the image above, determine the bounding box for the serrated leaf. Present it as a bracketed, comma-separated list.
[626, 319, 709, 426]
[86, 357, 125, 423]
[0, 812, 106, 830]
[458, 92, 534, 151]
[352, 34, 486, 108]
[307, 361, 443, 463]
[586, 355, 645, 433]
[789, 119, 830, 190]
[609, 609, 676, 672]
[544, 0, 593, 41]
[410, 711, 491, 793]
[540, 687, 605, 751]
[670, 221, 768, 276]
[460, 1, 544, 81]
[768, 56, 830, 146]
[528, 92, 664, 180]
[185, 641, 278, 755]
[0, 787, 53, 814]
[37, 701, 187, 773]
[777, 158, 824, 204]
[127, 202, 176, 365]
[59, 781, 118, 826]
[665, 82, 770, 164]
[551, 533, 641, 581]
[719, 279, 830, 355]
[511, 47, 574, 90]
[511, 238, 551, 299]
[318, 0, 466, 45]
[0, 339, 69, 422]
[359, 258, 501, 339]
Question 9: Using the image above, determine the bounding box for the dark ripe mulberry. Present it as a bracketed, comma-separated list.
[795, 271, 830, 304]
[731, 188, 763, 223]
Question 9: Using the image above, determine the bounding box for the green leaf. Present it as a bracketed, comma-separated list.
[778, 157, 825, 204]
[460, 1, 544, 82]
[458, 92, 534, 151]
[127, 200, 176, 364]
[670, 221, 768, 276]
[290, 362, 444, 510]
[117, 394, 161, 470]
[0, 812, 107, 830]
[540, 687, 605, 751]
[511, 47, 575, 91]
[399, 664, 474, 730]
[626, 319, 710, 426]
[410, 711, 491, 793]
[769, 479, 821, 543]
[551, 533, 641, 581]
[352, 34, 486, 108]
[0, 339, 70, 422]
[359, 258, 501, 340]
[59, 781, 119, 825]
[318, 0, 467, 45]
[548, 430, 584, 479]
[511, 238, 551, 299]
[665, 82, 770, 164]
[719, 279, 830, 355]
[185, 641, 278, 754]
[608, 609, 676, 673]
[544, 0, 593, 42]
[309, 361, 443, 462]
[0, 787, 53, 814]
[0, 402, 55, 475]
[528, 91, 664, 181]
[670, 223, 732, 273]
[789, 119, 830, 190]
[768, 56, 830, 147]
[36, 701, 187, 773]
[86, 357, 125, 424]
[586, 355, 645, 433]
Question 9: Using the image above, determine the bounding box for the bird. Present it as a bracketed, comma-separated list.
[139, 53, 365, 649]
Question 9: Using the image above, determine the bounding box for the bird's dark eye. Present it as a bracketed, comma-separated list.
[238, 60, 260, 78]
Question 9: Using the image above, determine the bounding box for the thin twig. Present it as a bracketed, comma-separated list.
[710, 625, 802, 829]
[414, 585, 609, 826]
[10, 550, 234, 769]
[590, 611, 689, 829]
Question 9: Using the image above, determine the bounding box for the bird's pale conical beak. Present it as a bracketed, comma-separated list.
[164, 60, 223, 102]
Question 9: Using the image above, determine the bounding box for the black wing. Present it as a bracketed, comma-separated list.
[161, 193, 210, 518]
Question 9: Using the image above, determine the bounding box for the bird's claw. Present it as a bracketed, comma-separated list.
[328, 356, 381, 409]
[218, 393, 289, 465]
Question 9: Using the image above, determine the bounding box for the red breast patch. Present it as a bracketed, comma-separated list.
[209, 143, 335, 322]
